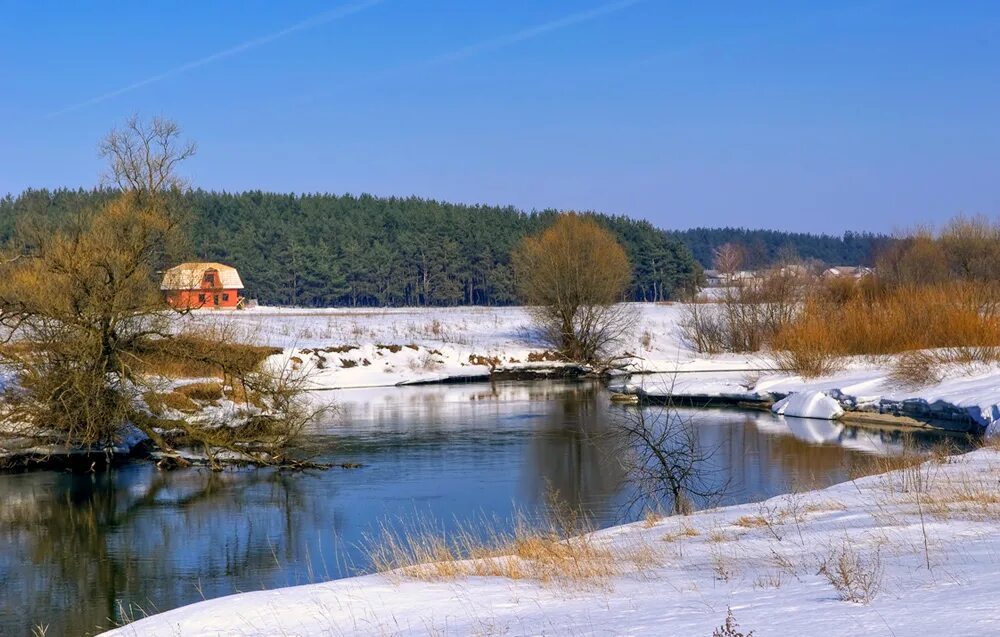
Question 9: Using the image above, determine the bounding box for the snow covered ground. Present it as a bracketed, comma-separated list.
[181, 304, 768, 389]
[102, 447, 1000, 636]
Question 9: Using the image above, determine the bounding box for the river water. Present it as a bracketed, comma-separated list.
[0, 380, 959, 636]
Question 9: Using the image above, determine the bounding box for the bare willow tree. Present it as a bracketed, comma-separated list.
[612, 401, 726, 516]
[100, 114, 197, 194]
[513, 213, 635, 365]
[0, 116, 313, 468]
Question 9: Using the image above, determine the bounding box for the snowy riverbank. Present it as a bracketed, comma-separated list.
[102, 446, 1000, 636]
[187, 304, 1000, 433]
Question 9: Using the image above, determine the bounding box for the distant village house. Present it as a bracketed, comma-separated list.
[702, 269, 760, 287]
[161, 262, 245, 309]
[822, 265, 873, 279]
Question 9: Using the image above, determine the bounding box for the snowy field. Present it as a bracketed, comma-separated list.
[103, 447, 1000, 636]
[182, 303, 761, 390]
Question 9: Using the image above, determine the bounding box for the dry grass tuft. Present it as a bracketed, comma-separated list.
[818, 539, 884, 604]
[662, 524, 700, 543]
[365, 510, 659, 588]
[733, 515, 769, 529]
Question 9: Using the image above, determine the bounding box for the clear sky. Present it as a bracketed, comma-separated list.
[2, 0, 998, 233]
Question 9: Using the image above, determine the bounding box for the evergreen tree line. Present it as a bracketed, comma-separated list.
[670, 227, 891, 271]
[0, 189, 891, 307]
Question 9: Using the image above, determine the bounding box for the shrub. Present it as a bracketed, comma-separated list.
[681, 270, 802, 354]
[773, 281, 1000, 378]
[713, 608, 754, 637]
[512, 213, 635, 364]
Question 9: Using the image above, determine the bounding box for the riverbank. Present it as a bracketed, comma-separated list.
[101, 443, 1000, 636]
[191, 304, 1000, 434]
[5, 303, 1000, 471]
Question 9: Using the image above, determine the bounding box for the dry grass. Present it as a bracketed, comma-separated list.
[733, 515, 769, 529]
[920, 476, 1000, 521]
[818, 539, 884, 604]
[710, 545, 739, 581]
[707, 529, 734, 544]
[662, 524, 700, 542]
[130, 334, 281, 379]
[144, 390, 198, 414]
[174, 381, 224, 401]
[850, 444, 947, 495]
[365, 512, 659, 588]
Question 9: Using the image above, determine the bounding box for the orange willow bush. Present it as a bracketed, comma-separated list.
[773, 281, 1000, 378]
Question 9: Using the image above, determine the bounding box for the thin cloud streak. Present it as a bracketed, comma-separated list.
[49, 0, 384, 117]
[421, 0, 645, 68]
[318, 0, 645, 98]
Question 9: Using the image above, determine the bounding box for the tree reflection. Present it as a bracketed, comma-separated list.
[612, 405, 728, 516]
[0, 466, 318, 637]
[523, 383, 625, 518]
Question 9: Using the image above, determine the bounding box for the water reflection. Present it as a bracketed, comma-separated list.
[0, 380, 969, 637]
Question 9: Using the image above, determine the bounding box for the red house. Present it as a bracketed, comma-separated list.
[161, 262, 245, 310]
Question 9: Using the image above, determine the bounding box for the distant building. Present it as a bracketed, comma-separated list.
[161, 262, 245, 309]
[776, 264, 810, 278]
[730, 270, 759, 282]
[703, 269, 725, 287]
[822, 265, 873, 279]
[702, 269, 760, 287]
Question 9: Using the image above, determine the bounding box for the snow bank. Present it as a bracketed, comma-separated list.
[772, 390, 844, 420]
[636, 363, 1000, 433]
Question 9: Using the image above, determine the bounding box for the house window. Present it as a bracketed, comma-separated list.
[213, 294, 220, 306]
[203, 272, 215, 285]
[198, 294, 206, 303]
[222, 293, 230, 302]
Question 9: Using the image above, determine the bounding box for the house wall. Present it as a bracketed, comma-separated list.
[164, 288, 241, 309]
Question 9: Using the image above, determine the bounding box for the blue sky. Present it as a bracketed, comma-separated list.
[2, 0, 998, 233]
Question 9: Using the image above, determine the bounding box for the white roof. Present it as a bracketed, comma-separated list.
[160, 262, 244, 290]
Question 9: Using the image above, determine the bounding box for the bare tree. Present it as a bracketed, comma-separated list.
[99, 114, 197, 194]
[512, 213, 635, 365]
[612, 399, 726, 516]
[713, 242, 745, 279]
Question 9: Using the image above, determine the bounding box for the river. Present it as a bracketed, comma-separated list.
[0, 380, 961, 636]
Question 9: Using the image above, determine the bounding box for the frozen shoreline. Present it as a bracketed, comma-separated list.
[198, 304, 1000, 434]
[6, 303, 999, 470]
